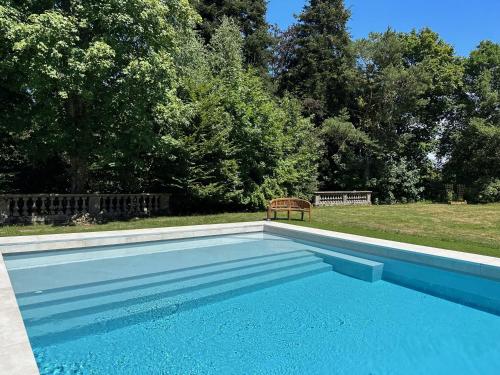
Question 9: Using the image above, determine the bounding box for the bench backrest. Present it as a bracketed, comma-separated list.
[269, 198, 312, 210]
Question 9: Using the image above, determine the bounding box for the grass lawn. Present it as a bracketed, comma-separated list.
[0, 203, 499, 258]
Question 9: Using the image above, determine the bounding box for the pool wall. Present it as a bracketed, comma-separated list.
[265, 222, 500, 314]
[1, 221, 500, 375]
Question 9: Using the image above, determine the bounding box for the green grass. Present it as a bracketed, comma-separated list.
[1, 203, 499, 258]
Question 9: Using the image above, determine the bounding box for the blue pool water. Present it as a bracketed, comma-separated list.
[5, 233, 500, 374]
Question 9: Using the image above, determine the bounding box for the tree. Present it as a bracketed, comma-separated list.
[346, 29, 463, 200]
[442, 42, 500, 200]
[161, 19, 319, 211]
[192, 0, 272, 71]
[319, 110, 376, 189]
[275, 0, 355, 122]
[1, 0, 198, 192]
[464, 41, 500, 123]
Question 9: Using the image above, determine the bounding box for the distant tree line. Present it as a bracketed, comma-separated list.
[0, 0, 499, 211]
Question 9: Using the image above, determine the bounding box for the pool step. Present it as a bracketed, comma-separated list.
[20, 252, 332, 344]
[306, 248, 383, 282]
[17, 250, 318, 306]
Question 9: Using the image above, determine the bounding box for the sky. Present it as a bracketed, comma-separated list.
[267, 0, 500, 56]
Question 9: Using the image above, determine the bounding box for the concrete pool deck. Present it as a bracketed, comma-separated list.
[1, 221, 500, 374]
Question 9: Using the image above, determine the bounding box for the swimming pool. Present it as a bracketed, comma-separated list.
[2, 224, 500, 374]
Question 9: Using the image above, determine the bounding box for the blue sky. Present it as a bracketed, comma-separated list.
[267, 0, 500, 56]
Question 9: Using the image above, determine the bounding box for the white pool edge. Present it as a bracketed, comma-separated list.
[264, 222, 500, 279]
[0, 253, 39, 375]
[1, 220, 499, 375]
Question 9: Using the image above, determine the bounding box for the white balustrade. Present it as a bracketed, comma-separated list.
[0, 194, 170, 224]
[313, 191, 372, 206]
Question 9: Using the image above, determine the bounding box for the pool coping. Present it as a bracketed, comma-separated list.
[1, 220, 499, 375]
[264, 222, 500, 280]
[0, 253, 39, 375]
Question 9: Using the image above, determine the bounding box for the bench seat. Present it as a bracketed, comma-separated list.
[267, 198, 312, 221]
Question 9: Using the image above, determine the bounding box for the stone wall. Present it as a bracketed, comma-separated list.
[313, 191, 372, 206]
[0, 194, 170, 224]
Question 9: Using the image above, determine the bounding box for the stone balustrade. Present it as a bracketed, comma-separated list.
[0, 193, 170, 224]
[313, 191, 372, 206]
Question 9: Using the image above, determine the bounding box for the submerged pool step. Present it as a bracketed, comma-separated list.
[306, 248, 383, 282]
[21, 254, 327, 318]
[21, 253, 331, 344]
[17, 250, 318, 307]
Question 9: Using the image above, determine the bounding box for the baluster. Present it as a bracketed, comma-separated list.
[75, 196, 80, 214]
[63, 197, 69, 215]
[105, 196, 111, 214]
[140, 196, 145, 214]
[50, 196, 56, 215]
[116, 196, 123, 216]
[31, 197, 37, 217]
[45, 196, 51, 216]
[110, 196, 116, 216]
[49, 196, 55, 216]
[116, 196, 121, 215]
[42, 197, 49, 216]
[125, 196, 130, 215]
[11, 198, 19, 218]
[59, 196, 65, 215]
[25, 197, 33, 217]
[133, 195, 138, 214]
[54, 197, 61, 215]
[155, 196, 159, 212]
[30, 197, 37, 222]
[155, 195, 159, 213]
[38, 197, 44, 216]
[81, 196, 87, 214]
[19, 197, 27, 217]
[132, 196, 138, 214]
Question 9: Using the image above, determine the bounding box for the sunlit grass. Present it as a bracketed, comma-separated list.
[1, 203, 499, 258]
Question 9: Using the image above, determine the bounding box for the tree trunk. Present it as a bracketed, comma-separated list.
[69, 155, 89, 193]
[364, 152, 371, 186]
[66, 95, 89, 193]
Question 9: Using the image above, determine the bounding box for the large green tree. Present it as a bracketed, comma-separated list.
[275, 0, 354, 122]
[320, 28, 463, 202]
[192, 0, 272, 71]
[1, 0, 197, 192]
[161, 19, 319, 211]
[442, 41, 500, 200]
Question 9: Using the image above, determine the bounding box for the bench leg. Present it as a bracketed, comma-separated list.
[301, 211, 304, 221]
[287, 210, 290, 220]
[274, 211, 277, 220]
[309, 210, 311, 222]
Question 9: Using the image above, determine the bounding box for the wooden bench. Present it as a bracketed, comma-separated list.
[267, 198, 312, 221]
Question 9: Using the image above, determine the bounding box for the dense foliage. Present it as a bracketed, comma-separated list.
[160, 19, 318, 211]
[192, 0, 272, 72]
[274, 0, 353, 122]
[1, 0, 498, 209]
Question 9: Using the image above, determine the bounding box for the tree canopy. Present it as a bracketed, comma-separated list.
[1, 0, 499, 207]
[275, 0, 354, 122]
[1, 0, 198, 192]
[192, 0, 272, 71]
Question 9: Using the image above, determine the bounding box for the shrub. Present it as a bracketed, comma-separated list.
[477, 179, 500, 203]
